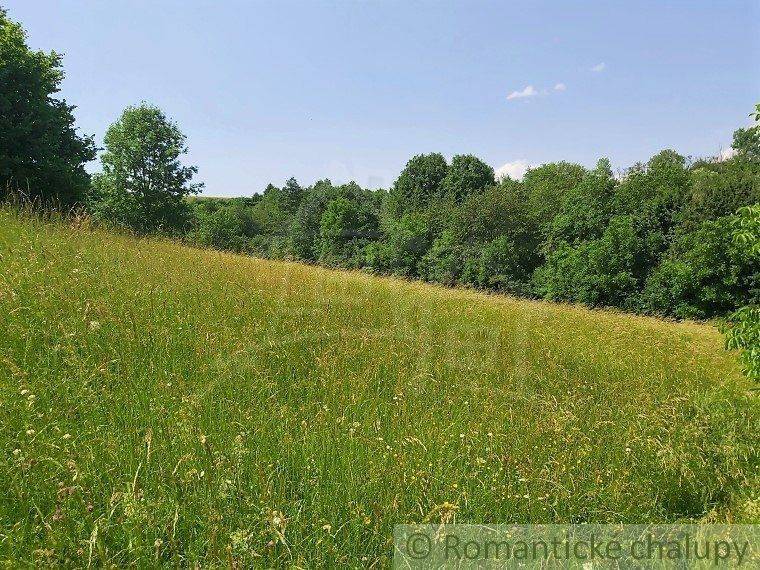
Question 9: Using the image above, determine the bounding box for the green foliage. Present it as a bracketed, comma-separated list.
[523, 162, 587, 235]
[190, 199, 260, 252]
[317, 193, 379, 267]
[89, 103, 202, 234]
[643, 216, 758, 319]
[732, 203, 760, 254]
[0, 9, 95, 205]
[725, 306, 760, 382]
[438, 154, 495, 203]
[288, 179, 338, 260]
[472, 235, 537, 295]
[424, 181, 540, 293]
[731, 104, 760, 161]
[388, 153, 448, 213]
[369, 212, 432, 276]
[535, 216, 655, 309]
[680, 158, 760, 231]
[615, 150, 690, 239]
[723, 204, 760, 381]
[546, 159, 616, 247]
[280, 177, 305, 215]
[419, 230, 465, 285]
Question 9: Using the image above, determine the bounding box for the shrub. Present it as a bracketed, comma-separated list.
[643, 216, 758, 319]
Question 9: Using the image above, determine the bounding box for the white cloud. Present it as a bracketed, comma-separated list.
[507, 85, 538, 100]
[495, 159, 532, 181]
[591, 62, 606, 72]
[719, 147, 737, 161]
[554, 82, 566, 91]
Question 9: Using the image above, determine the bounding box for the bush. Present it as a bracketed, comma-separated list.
[723, 203, 760, 381]
[317, 195, 379, 267]
[535, 216, 654, 309]
[643, 216, 758, 319]
[370, 212, 432, 276]
[191, 201, 260, 253]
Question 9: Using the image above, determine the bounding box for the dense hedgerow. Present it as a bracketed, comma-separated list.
[3, 6, 756, 324]
[179, 134, 759, 322]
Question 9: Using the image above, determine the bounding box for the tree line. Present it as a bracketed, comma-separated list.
[1, 7, 757, 380]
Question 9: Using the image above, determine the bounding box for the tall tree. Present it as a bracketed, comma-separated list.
[0, 8, 95, 204]
[523, 162, 586, 235]
[389, 153, 448, 213]
[90, 103, 202, 233]
[438, 154, 495, 203]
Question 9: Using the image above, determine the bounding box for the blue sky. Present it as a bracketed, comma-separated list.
[5, 0, 759, 196]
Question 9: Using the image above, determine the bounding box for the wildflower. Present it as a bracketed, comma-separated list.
[88, 320, 101, 331]
[26, 429, 35, 436]
[270, 510, 286, 530]
[62, 433, 72, 440]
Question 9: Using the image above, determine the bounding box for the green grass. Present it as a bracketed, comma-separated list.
[1, 209, 757, 566]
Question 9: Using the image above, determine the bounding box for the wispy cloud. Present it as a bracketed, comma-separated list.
[506, 85, 538, 100]
[554, 82, 566, 91]
[591, 62, 606, 73]
[495, 159, 532, 181]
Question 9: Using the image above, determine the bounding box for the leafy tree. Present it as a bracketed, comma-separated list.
[731, 104, 760, 161]
[546, 159, 617, 247]
[369, 212, 432, 276]
[318, 192, 379, 267]
[90, 103, 202, 233]
[419, 230, 466, 285]
[449, 181, 540, 288]
[251, 183, 291, 239]
[190, 199, 260, 252]
[438, 154, 495, 203]
[642, 215, 758, 319]
[0, 8, 95, 204]
[289, 179, 338, 260]
[388, 153, 448, 214]
[280, 177, 305, 215]
[472, 235, 537, 295]
[523, 162, 586, 236]
[680, 158, 760, 232]
[535, 215, 656, 309]
[614, 150, 690, 242]
[723, 204, 760, 381]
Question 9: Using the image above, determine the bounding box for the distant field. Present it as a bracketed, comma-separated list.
[1, 210, 757, 566]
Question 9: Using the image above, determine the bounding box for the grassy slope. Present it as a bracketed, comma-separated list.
[0, 210, 757, 566]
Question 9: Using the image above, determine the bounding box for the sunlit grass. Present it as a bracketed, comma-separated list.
[1, 209, 757, 566]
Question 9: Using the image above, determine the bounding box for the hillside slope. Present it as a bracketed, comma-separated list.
[0, 210, 757, 566]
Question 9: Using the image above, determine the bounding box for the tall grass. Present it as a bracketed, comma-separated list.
[0, 208, 757, 566]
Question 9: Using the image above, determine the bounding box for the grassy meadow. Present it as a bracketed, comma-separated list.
[1, 209, 758, 566]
